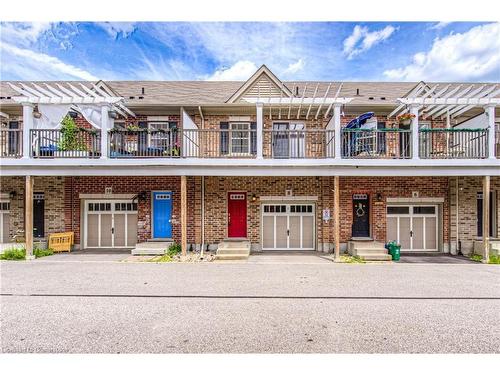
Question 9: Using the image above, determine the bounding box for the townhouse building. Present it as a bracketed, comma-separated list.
[1, 65, 499, 260]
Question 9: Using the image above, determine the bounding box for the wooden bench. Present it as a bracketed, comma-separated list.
[48, 232, 74, 253]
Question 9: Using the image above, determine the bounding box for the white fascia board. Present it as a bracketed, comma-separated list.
[2, 158, 499, 177]
[12, 96, 123, 104]
[2, 164, 499, 177]
[243, 97, 353, 105]
[398, 98, 500, 106]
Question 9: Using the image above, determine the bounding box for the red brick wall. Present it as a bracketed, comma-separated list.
[64, 176, 201, 247]
[340, 176, 449, 243]
[203, 176, 449, 249]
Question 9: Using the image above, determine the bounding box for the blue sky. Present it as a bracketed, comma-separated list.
[0, 22, 499, 82]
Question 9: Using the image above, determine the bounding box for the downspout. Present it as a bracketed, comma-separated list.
[456, 176, 460, 255]
[201, 175, 205, 257]
[199, 107, 206, 257]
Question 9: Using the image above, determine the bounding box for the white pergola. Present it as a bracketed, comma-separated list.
[7, 82, 136, 159]
[390, 82, 500, 120]
[243, 82, 353, 120]
[388, 82, 499, 161]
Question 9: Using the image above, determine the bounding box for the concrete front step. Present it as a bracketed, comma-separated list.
[216, 248, 251, 255]
[359, 254, 393, 261]
[132, 241, 173, 255]
[216, 240, 251, 260]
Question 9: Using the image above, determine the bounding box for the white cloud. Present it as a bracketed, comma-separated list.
[282, 59, 305, 75]
[0, 42, 98, 80]
[145, 23, 337, 80]
[429, 22, 451, 30]
[0, 22, 53, 47]
[207, 61, 258, 81]
[96, 22, 136, 39]
[383, 23, 500, 81]
[343, 25, 397, 59]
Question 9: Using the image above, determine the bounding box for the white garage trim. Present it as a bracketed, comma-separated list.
[261, 202, 315, 251]
[387, 204, 439, 252]
[83, 199, 138, 249]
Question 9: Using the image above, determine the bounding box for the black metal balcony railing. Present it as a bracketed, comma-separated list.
[341, 128, 412, 159]
[419, 129, 488, 159]
[30, 129, 101, 158]
[263, 129, 335, 159]
[0, 129, 22, 158]
[182, 129, 257, 158]
[108, 129, 180, 158]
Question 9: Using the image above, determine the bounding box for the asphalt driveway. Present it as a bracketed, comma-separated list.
[1, 259, 499, 353]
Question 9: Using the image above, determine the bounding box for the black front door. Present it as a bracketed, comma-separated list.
[33, 193, 45, 238]
[352, 194, 370, 237]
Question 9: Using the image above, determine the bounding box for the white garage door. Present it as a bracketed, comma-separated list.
[262, 203, 315, 250]
[0, 201, 10, 243]
[386, 205, 438, 252]
[84, 200, 138, 248]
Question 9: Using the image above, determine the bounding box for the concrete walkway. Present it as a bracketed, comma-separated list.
[35, 249, 132, 262]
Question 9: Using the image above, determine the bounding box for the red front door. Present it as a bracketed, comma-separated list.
[228, 192, 247, 238]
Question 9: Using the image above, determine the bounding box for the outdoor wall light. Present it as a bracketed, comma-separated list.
[68, 111, 79, 119]
[251, 194, 257, 202]
[33, 108, 42, 119]
[9, 191, 16, 199]
[376, 193, 383, 201]
[108, 110, 118, 119]
[138, 191, 147, 201]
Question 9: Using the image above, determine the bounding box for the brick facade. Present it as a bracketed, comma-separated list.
[203, 176, 334, 250]
[203, 176, 449, 251]
[64, 176, 201, 248]
[340, 176, 449, 246]
[0, 176, 65, 242]
[449, 176, 500, 254]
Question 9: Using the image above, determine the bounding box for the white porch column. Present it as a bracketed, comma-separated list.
[482, 175, 490, 263]
[22, 103, 34, 159]
[333, 104, 342, 159]
[410, 105, 420, 160]
[485, 105, 496, 159]
[256, 102, 264, 159]
[100, 105, 110, 159]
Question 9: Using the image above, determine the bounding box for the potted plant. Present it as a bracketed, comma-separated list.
[56, 116, 89, 157]
[396, 113, 415, 127]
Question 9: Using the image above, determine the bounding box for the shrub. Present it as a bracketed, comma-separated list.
[166, 243, 182, 256]
[488, 254, 500, 264]
[34, 247, 54, 258]
[469, 254, 483, 262]
[58, 115, 88, 151]
[0, 247, 26, 260]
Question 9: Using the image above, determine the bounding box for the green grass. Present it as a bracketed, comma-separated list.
[148, 243, 182, 262]
[34, 247, 54, 258]
[469, 254, 483, 262]
[149, 254, 174, 262]
[340, 255, 365, 263]
[1, 246, 54, 260]
[469, 253, 500, 264]
[0, 247, 26, 260]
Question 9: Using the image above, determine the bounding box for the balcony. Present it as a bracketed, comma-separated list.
[0, 129, 22, 158]
[109, 129, 180, 158]
[2, 126, 497, 162]
[30, 129, 101, 158]
[341, 128, 411, 159]
[263, 129, 335, 159]
[419, 129, 488, 159]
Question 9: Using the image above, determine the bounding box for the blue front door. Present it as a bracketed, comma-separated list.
[153, 192, 173, 238]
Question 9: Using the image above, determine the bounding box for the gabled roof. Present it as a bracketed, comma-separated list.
[226, 65, 294, 103]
